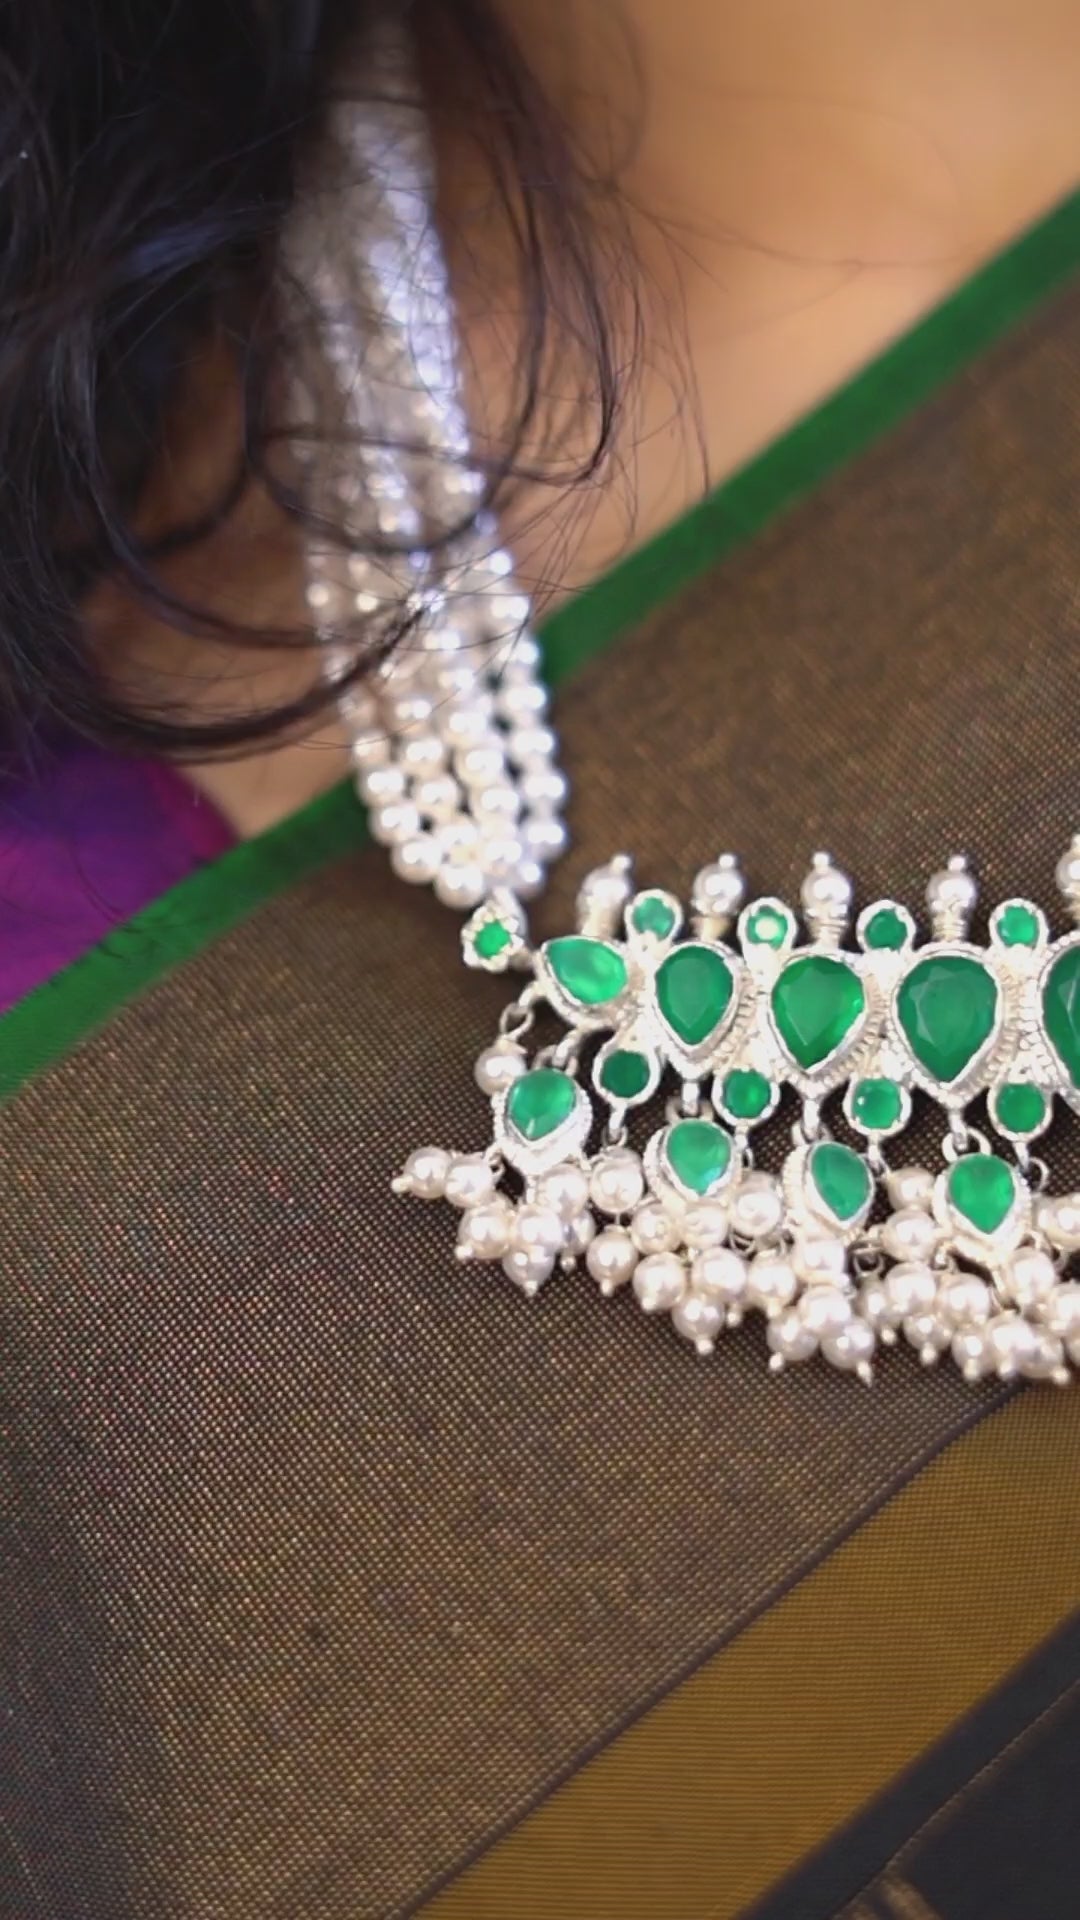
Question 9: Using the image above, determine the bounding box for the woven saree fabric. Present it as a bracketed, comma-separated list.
[0, 204, 1079, 1920]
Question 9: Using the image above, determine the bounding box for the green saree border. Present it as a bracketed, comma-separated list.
[0, 189, 1078, 1101]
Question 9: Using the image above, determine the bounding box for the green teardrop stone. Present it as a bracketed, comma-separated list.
[655, 945, 734, 1048]
[896, 954, 998, 1085]
[506, 1068, 577, 1142]
[1043, 945, 1080, 1087]
[809, 1142, 872, 1222]
[947, 1155, 1016, 1235]
[771, 955, 865, 1070]
[545, 937, 628, 1007]
[664, 1119, 732, 1196]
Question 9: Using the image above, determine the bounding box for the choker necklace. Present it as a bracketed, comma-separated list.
[287, 62, 1080, 1389]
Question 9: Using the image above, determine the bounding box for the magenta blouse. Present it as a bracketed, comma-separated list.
[0, 741, 233, 1011]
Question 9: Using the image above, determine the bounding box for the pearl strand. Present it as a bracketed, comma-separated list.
[283, 71, 568, 910]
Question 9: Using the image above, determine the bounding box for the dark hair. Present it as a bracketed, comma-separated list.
[0, 0, 627, 757]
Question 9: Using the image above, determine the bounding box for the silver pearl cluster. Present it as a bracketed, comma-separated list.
[284, 75, 567, 913]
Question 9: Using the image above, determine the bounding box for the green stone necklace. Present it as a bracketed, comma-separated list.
[296, 69, 1080, 1388]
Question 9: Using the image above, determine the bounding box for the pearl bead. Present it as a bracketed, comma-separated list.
[881, 1207, 939, 1264]
[902, 1310, 951, 1363]
[473, 1045, 527, 1096]
[632, 1252, 687, 1313]
[821, 1317, 876, 1375]
[506, 723, 557, 768]
[1002, 1245, 1057, 1310]
[799, 1285, 853, 1337]
[520, 767, 569, 809]
[671, 1291, 726, 1355]
[589, 1148, 645, 1216]
[681, 1200, 730, 1248]
[479, 833, 526, 884]
[1018, 1328, 1067, 1382]
[885, 1165, 935, 1212]
[369, 800, 423, 847]
[455, 739, 506, 787]
[689, 1247, 747, 1304]
[936, 1271, 992, 1328]
[884, 1261, 937, 1318]
[586, 1228, 638, 1295]
[690, 858, 745, 921]
[1055, 842, 1080, 898]
[747, 1253, 799, 1315]
[800, 857, 853, 922]
[987, 1312, 1039, 1378]
[767, 1310, 818, 1366]
[474, 781, 522, 821]
[793, 1232, 848, 1284]
[564, 1209, 597, 1257]
[435, 815, 481, 856]
[729, 1173, 784, 1241]
[857, 1278, 893, 1329]
[350, 731, 391, 771]
[532, 1163, 591, 1218]
[512, 1205, 566, 1258]
[498, 679, 548, 723]
[414, 773, 463, 820]
[1041, 1195, 1080, 1252]
[1044, 1282, 1080, 1339]
[631, 1201, 681, 1256]
[394, 1145, 450, 1200]
[926, 861, 977, 920]
[576, 860, 634, 934]
[502, 1246, 555, 1297]
[433, 861, 486, 910]
[952, 1327, 994, 1381]
[443, 1154, 497, 1210]
[508, 857, 546, 901]
[456, 1200, 514, 1261]
[440, 702, 493, 748]
[390, 834, 443, 885]
[521, 813, 569, 860]
[399, 732, 446, 777]
[358, 761, 408, 805]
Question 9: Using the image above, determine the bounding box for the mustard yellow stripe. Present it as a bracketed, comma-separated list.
[418, 1390, 1080, 1920]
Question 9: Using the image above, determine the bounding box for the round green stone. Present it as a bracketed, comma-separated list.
[545, 936, 628, 1007]
[993, 1081, 1048, 1136]
[506, 1068, 577, 1143]
[664, 1119, 732, 1196]
[631, 894, 677, 939]
[863, 907, 909, 952]
[896, 954, 998, 1086]
[995, 902, 1040, 948]
[655, 944, 734, 1049]
[809, 1142, 872, 1223]
[1043, 944, 1080, 1087]
[720, 1068, 773, 1122]
[850, 1077, 904, 1132]
[771, 955, 866, 1071]
[474, 921, 511, 960]
[947, 1154, 1016, 1235]
[746, 905, 791, 949]
[599, 1048, 652, 1101]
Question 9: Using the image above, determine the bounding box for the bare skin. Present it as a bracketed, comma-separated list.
[127, 0, 1079, 835]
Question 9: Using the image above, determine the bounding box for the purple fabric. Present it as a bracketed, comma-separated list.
[0, 740, 233, 1010]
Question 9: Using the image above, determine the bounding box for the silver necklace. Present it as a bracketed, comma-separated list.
[289, 79, 1080, 1389]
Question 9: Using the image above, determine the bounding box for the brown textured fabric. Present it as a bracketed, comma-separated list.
[1, 280, 1079, 1920]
